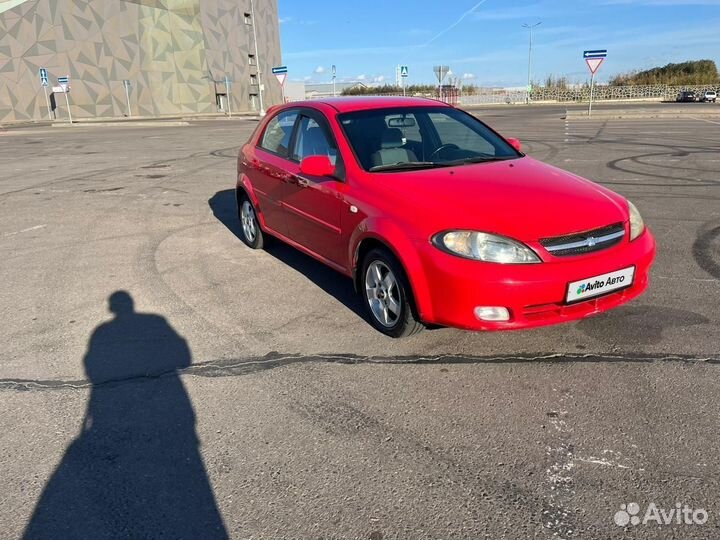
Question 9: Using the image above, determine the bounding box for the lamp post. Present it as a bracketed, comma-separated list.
[522, 22, 541, 104]
[249, 0, 265, 115]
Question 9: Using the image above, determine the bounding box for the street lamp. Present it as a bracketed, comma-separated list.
[522, 22, 541, 105]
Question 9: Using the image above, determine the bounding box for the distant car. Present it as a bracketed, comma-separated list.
[676, 91, 697, 102]
[236, 97, 656, 337]
[701, 90, 717, 103]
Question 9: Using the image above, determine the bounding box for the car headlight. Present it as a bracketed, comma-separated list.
[628, 200, 645, 241]
[433, 231, 541, 264]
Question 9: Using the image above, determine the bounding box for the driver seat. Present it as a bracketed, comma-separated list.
[370, 128, 417, 167]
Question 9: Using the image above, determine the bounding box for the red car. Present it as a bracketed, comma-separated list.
[236, 97, 656, 338]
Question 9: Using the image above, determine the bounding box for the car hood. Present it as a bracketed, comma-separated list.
[382, 156, 628, 242]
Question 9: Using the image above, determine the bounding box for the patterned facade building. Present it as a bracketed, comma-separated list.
[0, 0, 282, 122]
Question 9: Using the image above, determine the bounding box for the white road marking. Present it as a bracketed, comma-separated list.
[689, 116, 720, 126]
[2, 224, 46, 237]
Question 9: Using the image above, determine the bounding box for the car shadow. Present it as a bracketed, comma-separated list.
[23, 291, 229, 540]
[208, 189, 366, 321]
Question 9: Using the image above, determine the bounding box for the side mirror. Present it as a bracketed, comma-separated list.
[300, 155, 335, 177]
[507, 138, 522, 152]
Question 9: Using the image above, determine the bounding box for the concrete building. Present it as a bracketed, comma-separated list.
[304, 81, 367, 99]
[0, 0, 283, 122]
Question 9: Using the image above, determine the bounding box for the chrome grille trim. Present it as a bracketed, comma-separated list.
[540, 223, 625, 257]
[544, 229, 625, 253]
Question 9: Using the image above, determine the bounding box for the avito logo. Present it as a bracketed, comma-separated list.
[577, 274, 626, 296]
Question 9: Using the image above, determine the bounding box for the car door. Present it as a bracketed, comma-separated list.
[246, 109, 299, 235]
[281, 111, 346, 267]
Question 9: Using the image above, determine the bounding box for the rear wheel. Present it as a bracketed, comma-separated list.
[361, 248, 424, 338]
[238, 194, 265, 249]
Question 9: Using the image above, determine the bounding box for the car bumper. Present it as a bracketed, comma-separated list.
[414, 228, 656, 331]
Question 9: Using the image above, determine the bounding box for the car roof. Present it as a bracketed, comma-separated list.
[281, 96, 451, 114]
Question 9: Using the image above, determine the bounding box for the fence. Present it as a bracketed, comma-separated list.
[320, 84, 718, 106]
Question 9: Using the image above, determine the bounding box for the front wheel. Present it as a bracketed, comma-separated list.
[360, 248, 424, 338]
[238, 195, 265, 249]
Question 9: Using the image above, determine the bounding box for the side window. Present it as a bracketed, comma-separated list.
[259, 110, 298, 157]
[292, 115, 338, 165]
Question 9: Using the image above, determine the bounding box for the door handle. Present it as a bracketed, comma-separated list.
[292, 175, 310, 188]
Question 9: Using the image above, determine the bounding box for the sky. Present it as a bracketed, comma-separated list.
[278, 0, 720, 88]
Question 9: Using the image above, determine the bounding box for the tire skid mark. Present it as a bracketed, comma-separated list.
[1, 351, 717, 392]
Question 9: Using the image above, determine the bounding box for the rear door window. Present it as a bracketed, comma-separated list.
[259, 110, 298, 157]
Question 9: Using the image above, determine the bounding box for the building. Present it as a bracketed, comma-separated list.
[304, 82, 367, 99]
[0, 0, 283, 122]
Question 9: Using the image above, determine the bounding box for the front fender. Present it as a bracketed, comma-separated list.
[349, 217, 434, 322]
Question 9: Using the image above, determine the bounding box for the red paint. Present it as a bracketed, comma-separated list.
[237, 97, 656, 331]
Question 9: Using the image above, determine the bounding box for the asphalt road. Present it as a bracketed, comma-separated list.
[1, 102, 719, 539]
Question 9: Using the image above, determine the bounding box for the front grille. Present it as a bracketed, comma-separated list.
[539, 222, 625, 257]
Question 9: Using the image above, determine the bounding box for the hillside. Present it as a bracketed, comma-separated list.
[610, 60, 719, 86]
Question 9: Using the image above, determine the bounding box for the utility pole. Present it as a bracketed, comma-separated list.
[249, 0, 265, 115]
[522, 22, 541, 105]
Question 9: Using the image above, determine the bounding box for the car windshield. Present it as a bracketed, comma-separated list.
[338, 106, 521, 172]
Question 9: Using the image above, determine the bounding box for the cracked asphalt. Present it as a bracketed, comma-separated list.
[1, 102, 719, 539]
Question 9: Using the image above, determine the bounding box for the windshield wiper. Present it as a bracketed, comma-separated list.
[369, 161, 450, 172]
[445, 155, 516, 166]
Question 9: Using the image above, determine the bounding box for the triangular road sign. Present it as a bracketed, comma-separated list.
[585, 57, 604, 75]
[274, 73, 287, 86]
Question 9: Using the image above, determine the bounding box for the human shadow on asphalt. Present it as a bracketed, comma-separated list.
[23, 291, 228, 540]
[208, 189, 366, 320]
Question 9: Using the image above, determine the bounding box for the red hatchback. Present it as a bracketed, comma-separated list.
[236, 97, 656, 337]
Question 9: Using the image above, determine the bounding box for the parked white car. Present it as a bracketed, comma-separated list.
[702, 90, 717, 103]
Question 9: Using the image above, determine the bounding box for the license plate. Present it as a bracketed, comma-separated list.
[566, 266, 635, 303]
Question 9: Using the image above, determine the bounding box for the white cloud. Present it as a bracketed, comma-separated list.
[279, 16, 291, 24]
[303, 76, 312, 81]
[462, 73, 476, 79]
[357, 74, 366, 80]
[373, 75, 386, 83]
[314, 66, 326, 74]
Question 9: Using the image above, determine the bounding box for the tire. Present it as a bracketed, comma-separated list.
[237, 193, 265, 249]
[360, 247, 424, 338]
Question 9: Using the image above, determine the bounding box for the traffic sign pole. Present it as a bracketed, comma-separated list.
[64, 91, 72, 124]
[589, 72, 595, 117]
[43, 86, 51, 120]
[124, 81, 132, 117]
[225, 76, 232, 118]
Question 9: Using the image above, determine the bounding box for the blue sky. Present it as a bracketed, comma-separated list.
[278, 0, 720, 87]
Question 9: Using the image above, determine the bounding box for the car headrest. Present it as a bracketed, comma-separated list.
[380, 128, 404, 149]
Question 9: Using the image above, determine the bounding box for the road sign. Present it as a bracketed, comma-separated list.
[585, 57, 604, 74]
[583, 50, 607, 117]
[122, 79, 132, 88]
[433, 65, 450, 84]
[400, 65, 409, 78]
[271, 66, 288, 75]
[57, 75, 70, 92]
[39, 68, 48, 87]
[52, 86, 66, 93]
[274, 72, 287, 86]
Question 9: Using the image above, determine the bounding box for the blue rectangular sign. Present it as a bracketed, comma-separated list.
[39, 68, 49, 87]
[271, 66, 288, 74]
[583, 49, 607, 59]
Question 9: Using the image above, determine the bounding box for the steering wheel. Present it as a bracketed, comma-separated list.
[429, 143, 460, 161]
